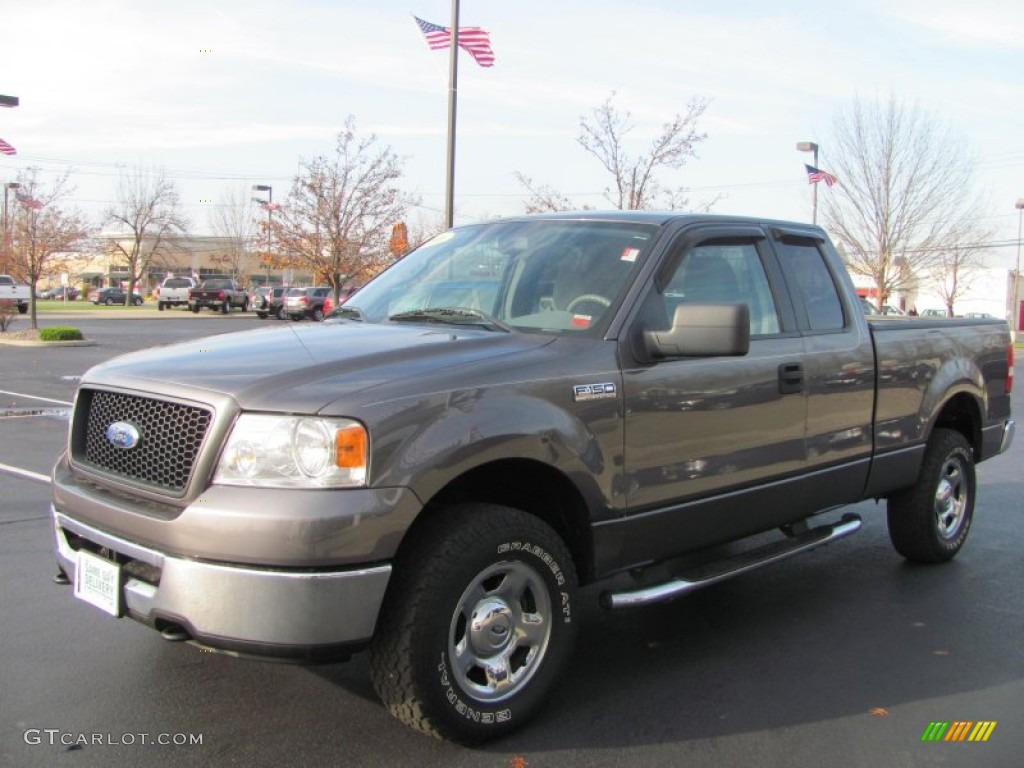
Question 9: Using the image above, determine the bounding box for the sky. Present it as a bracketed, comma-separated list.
[2, 0, 1023, 273]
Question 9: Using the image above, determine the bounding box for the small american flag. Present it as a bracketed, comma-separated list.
[414, 15, 495, 68]
[805, 164, 838, 187]
[15, 190, 43, 210]
[0, 138, 15, 156]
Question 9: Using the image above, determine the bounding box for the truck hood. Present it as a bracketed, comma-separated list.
[83, 321, 556, 413]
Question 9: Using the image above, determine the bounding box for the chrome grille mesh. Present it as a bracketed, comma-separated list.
[74, 389, 213, 493]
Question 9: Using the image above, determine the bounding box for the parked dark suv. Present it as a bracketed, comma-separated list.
[284, 286, 331, 321]
[255, 287, 288, 320]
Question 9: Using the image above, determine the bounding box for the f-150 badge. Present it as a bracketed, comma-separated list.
[573, 383, 616, 402]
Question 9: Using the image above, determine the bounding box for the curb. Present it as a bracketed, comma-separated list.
[0, 339, 98, 347]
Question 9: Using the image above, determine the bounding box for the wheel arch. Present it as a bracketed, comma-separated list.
[930, 391, 983, 460]
[397, 458, 596, 585]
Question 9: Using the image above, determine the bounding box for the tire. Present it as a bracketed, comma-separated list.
[221, 301, 230, 314]
[133, 297, 143, 306]
[887, 428, 975, 563]
[104, 297, 114, 306]
[256, 311, 268, 320]
[276, 305, 286, 321]
[158, 302, 165, 311]
[242, 298, 249, 312]
[191, 305, 200, 314]
[17, 303, 27, 314]
[312, 307, 324, 322]
[370, 504, 578, 744]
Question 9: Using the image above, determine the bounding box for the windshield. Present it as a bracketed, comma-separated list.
[347, 219, 657, 335]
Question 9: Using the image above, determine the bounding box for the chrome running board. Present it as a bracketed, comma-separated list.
[601, 513, 862, 609]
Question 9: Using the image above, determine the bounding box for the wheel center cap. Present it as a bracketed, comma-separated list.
[469, 598, 513, 653]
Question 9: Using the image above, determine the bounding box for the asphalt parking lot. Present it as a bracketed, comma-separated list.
[1, 313, 1022, 768]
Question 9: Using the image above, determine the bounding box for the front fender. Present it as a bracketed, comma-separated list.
[367, 388, 621, 515]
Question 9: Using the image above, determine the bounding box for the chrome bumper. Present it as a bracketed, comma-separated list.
[54, 509, 391, 651]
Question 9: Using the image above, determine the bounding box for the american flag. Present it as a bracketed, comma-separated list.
[0, 138, 15, 156]
[414, 15, 495, 68]
[258, 201, 282, 211]
[805, 164, 838, 187]
[15, 190, 44, 210]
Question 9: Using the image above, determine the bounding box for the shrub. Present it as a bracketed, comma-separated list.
[39, 326, 84, 342]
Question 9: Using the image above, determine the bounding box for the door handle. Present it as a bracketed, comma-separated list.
[778, 362, 804, 394]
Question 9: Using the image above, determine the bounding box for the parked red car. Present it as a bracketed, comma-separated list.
[321, 286, 358, 319]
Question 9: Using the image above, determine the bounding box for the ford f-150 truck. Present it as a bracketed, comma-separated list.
[51, 213, 1014, 743]
[187, 278, 249, 313]
[0, 274, 30, 314]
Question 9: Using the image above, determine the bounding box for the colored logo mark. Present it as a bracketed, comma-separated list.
[921, 721, 997, 742]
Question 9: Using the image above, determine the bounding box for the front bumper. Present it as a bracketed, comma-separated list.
[54, 509, 391, 658]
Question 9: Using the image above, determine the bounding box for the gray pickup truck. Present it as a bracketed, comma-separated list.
[51, 212, 1014, 743]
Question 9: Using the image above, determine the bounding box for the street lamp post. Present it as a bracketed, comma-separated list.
[1014, 199, 1024, 334]
[252, 185, 273, 288]
[796, 141, 819, 225]
[2, 181, 21, 274]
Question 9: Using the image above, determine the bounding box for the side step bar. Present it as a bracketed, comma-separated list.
[601, 513, 862, 609]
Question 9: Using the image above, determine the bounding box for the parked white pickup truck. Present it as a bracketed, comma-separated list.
[0, 274, 30, 314]
[155, 276, 196, 311]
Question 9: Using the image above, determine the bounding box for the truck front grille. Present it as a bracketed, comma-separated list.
[72, 389, 213, 494]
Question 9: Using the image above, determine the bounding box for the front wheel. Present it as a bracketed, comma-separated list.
[104, 297, 114, 306]
[221, 301, 230, 314]
[887, 428, 975, 563]
[370, 504, 578, 744]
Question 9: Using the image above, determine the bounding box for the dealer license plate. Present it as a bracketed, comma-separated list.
[73, 550, 121, 617]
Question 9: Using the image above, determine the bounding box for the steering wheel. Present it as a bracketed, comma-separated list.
[566, 294, 611, 314]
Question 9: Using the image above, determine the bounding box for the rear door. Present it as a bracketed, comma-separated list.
[768, 229, 875, 504]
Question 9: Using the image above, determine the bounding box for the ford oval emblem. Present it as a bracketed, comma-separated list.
[105, 421, 141, 449]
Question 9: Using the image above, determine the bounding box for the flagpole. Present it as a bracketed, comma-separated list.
[444, 0, 460, 229]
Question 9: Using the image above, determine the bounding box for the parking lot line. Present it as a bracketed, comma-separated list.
[0, 462, 50, 484]
[0, 390, 73, 406]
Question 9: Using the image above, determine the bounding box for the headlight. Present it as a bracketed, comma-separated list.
[214, 414, 368, 488]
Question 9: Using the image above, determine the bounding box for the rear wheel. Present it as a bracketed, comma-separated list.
[370, 504, 578, 744]
[158, 302, 165, 311]
[887, 428, 975, 563]
[104, 297, 114, 306]
[221, 300, 230, 314]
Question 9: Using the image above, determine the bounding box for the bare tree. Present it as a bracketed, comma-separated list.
[104, 167, 189, 304]
[272, 116, 415, 301]
[8, 167, 91, 329]
[518, 91, 712, 212]
[928, 240, 990, 317]
[822, 96, 989, 310]
[512, 173, 581, 214]
[208, 184, 259, 283]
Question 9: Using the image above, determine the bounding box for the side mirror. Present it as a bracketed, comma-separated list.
[641, 303, 750, 359]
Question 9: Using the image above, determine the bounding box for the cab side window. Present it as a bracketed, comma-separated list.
[775, 239, 845, 331]
[659, 242, 780, 336]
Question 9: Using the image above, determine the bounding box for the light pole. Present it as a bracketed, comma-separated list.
[2, 181, 21, 274]
[1014, 199, 1024, 333]
[796, 141, 819, 225]
[252, 185, 273, 288]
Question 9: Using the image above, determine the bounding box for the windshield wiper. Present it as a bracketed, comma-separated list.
[388, 307, 512, 333]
